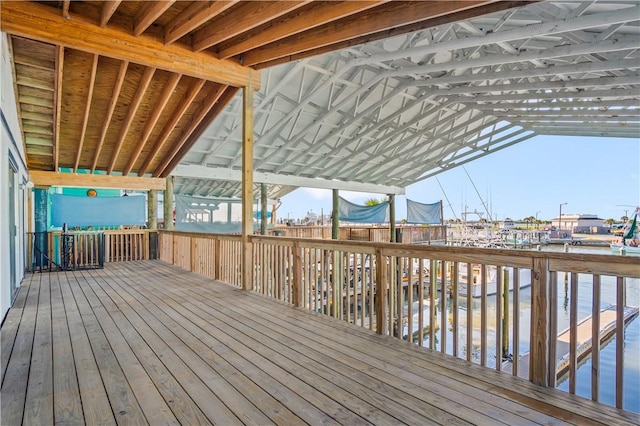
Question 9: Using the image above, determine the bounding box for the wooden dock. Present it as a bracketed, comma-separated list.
[2, 260, 639, 425]
[504, 305, 639, 380]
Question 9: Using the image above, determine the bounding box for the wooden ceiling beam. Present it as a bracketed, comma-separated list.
[164, 0, 240, 45]
[241, 0, 498, 67]
[124, 73, 182, 176]
[0, 1, 259, 88]
[53, 45, 64, 172]
[137, 78, 206, 176]
[61, 1, 71, 19]
[107, 66, 156, 174]
[100, 1, 122, 27]
[153, 84, 227, 177]
[218, 0, 388, 59]
[74, 54, 99, 173]
[192, 1, 311, 52]
[30, 170, 166, 190]
[91, 60, 129, 173]
[134, 1, 176, 36]
[161, 86, 240, 177]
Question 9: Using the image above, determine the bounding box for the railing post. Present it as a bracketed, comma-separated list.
[530, 256, 551, 386]
[214, 237, 221, 280]
[375, 247, 387, 335]
[190, 236, 196, 272]
[293, 241, 303, 307]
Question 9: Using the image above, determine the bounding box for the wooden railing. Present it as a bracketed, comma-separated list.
[103, 229, 152, 262]
[26, 229, 156, 270]
[271, 225, 446, 243]
[160, 231, 242, 287]
[158, 230, 640, 411]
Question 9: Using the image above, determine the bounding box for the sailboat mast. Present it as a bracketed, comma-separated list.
[463, 166, 492, 220]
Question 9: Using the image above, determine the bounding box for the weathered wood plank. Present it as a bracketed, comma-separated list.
[76, 270, 181, 425]
[49, 271, 84, 426]
[1, 273, 41, 426]
[1, 274, 33, 382]
[83, 270, 246, 425]
[102, 263, 329, 425]
[57, 271, 116, 425]
[65, 271, 140, 425]
[23, 273, 54, 424]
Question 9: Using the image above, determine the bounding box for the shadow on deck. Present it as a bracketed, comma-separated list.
[2, 260, 638, 425]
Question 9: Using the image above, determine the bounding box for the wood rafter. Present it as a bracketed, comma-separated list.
[91, 60, 129, 173]
[53, 45, 64, 172]
[61, 1, 71, 19]
[124, 73, 182, 176]
[218, 0, 389, 59]
[153, 84, 228, 177]
[163, 86, 240, 177]
[107, 66, 156, 174]
[100, 1, 122, 27]
[134, 1, 176, 36]
[0, 1, 259, 88]
[74, 54, 99, 172]
[193, 1, 312, 52]
[137, 78, 206, 176]
[164, 0, 241, 45]
[243, 1, 508, 67]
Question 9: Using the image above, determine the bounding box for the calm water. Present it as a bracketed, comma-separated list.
[420, 246, 640, 413]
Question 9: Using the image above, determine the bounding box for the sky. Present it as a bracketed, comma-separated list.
[279, 135, 640, 223]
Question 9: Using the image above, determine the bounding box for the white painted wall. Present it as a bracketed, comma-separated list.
[1, 32, 29, 321]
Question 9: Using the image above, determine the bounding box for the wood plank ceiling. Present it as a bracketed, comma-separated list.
[1, 0, 524, 180]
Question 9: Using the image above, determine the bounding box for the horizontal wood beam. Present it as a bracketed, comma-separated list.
[30, 170, 166, 190]
[0, 1, 260, 88]
[172, 164, 406, 195]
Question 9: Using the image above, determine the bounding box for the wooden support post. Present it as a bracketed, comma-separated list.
[147, 189, 157, 229]
[332, 189, 339, 240]
[375, 247, 386, 335]
[389, 194, 396, 242]
[214, 237, 221, 280]
[190, 237, 196, 272]
[616, 276, 625, 409]
[502, 269, 510, 356]
[241, 72, 254, 291]
[260, 182, 268, 235]
[164, 176, 174, 230]
[529, 257, 550, 386]
[293, 241, 303, 307]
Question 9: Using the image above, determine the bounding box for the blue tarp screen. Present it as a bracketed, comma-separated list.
[406, 199, 442, 224]
[51, 194, 146, 227]
[338, 196, 389, 223]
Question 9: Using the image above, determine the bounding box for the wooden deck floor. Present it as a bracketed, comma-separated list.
[2, 260, 639, 426]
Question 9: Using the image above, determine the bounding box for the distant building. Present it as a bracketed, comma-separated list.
[552, 214, 605, 233]
[501, 218, 515, 229]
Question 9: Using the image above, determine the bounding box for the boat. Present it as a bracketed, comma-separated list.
[458, 265, 532, 298]
[610, 207, 640, 256]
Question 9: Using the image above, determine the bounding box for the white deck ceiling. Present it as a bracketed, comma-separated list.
[173, 0, 640, 200]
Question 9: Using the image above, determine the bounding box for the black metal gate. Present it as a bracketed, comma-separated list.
[27, 230, 105, 272]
